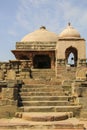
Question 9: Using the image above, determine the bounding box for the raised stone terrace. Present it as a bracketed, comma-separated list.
[0, 68, 86, 129]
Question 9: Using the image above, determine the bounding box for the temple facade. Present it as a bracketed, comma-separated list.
[12, 23, 86, 68]
[0, 23, 86, 81]
[11, 23, 86, 80]
[0, 23, 87, 128]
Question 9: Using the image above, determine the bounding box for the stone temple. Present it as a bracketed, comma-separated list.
[0, 23, 87, 129]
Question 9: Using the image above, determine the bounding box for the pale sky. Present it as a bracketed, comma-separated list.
[0, 0, 87, 61]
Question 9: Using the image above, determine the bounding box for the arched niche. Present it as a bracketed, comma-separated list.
[76, 67, 87, 80]
[65, 46, 78, 67]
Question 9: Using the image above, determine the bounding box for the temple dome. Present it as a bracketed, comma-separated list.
[59, 23, 81, 38]
[21, 26, 58, 42]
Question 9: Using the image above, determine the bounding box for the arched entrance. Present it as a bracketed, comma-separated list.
[65, 46, 78, 66]
[33, 55, 51, 69]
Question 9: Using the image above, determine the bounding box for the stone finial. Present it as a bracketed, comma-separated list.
[40, 26, 46, 30]
[68, 22, 71, 26]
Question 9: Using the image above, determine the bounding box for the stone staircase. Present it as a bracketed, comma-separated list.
[0, 69, 84, 129]
[9, 69, 82, 129]
[0, 83, 84, 130]
[31, 69, 55, 80]
[14, 80, 82, 129]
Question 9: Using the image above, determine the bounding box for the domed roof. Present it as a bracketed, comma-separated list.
[59, 23, 81, 38]
[21, 26, 58, 42]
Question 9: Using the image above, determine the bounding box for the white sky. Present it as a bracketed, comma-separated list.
[0, 0, 87, 61]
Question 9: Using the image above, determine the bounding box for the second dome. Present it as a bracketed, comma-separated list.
[59, 23, 81, 38]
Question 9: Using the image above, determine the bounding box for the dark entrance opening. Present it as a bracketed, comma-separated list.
[33, 55, 51, 69]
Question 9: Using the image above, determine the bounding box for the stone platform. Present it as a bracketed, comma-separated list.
[0, 118, 85, 130]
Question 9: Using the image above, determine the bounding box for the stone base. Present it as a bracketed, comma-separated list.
[15, 112, 73, 121]
[0, 119, 84, 130]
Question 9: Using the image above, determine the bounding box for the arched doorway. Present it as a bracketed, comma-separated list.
[65, 46, 78, 67]
[33, 55, 51, 69]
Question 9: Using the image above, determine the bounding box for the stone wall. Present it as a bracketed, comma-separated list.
[0, 60, 32, 80]
[71, 81, 87, 118]
[56, 59, 87, 82]
[56, 39, 86, 59]
[0, 80, 22, 118]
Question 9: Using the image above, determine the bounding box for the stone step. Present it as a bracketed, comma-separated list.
[32, 73, 55, 77]
[20, 92, 64, 96]
[21, 96, 71, 101]
[32, 71, 55, 74]
[20, 105, 81, 115]
[22, 84, 62, 88]
[22, 84, 46, 88]
[32, 69, 55, 73]
[0, 118, 84, 130]
[21, 87, 63, 92]
[16, 112, 72, 121]
[21, 101, 70, 106]
[23, 79, 61, 85]
[32, 70, 55, 74]
[0, 124, 84, 130]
